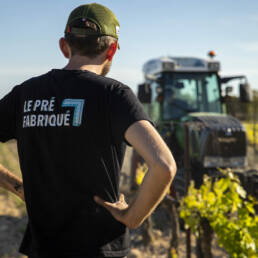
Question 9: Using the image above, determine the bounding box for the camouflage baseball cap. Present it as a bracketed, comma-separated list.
[64, 3, 120, 40]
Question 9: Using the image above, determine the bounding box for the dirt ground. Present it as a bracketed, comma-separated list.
[1, 142, 257, 258]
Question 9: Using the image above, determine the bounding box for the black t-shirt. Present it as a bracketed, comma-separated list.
[0, 69, 152, 257]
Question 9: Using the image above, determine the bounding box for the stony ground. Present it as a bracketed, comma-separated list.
[1, 141, 257, 257]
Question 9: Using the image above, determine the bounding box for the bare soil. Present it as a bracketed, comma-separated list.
[1, 142, 257, 257]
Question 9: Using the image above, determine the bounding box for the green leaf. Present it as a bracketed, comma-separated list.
[207, 192, 216, 205]
[236, 185, 247, 199]
[245, 203, 255, 215]
[216, 177, 230, 192]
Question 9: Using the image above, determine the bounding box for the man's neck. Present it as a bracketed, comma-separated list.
[63, 54, 106, 75]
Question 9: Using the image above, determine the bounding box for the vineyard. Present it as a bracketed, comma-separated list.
[0, 138, 258, 257]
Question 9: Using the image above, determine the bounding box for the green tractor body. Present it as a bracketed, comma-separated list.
[133, 55, 252, 196]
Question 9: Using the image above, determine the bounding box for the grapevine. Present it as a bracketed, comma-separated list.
[180, 169, 258, 257]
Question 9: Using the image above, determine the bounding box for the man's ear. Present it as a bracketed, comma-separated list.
[106, 41, 118, 61]
[59, 38, 71, 59]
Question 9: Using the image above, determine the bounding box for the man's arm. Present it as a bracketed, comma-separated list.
[94, 120, 176, 229]
[0, 164, 24, 201]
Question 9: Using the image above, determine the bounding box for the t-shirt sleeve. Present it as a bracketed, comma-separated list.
[0, 87, 17, 142]
[110, 84, 154, 145]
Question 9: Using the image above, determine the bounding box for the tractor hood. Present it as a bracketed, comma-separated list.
[186, 113, 247, 168]
[188, 112, 245, 131]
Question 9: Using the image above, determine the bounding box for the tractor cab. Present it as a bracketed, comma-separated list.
[138, 55, 251, 124]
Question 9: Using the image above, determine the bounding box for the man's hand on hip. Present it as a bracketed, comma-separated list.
[94, 194, 129, 225]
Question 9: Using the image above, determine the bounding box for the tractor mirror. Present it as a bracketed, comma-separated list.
[137, 83, 151, 103]
[239, 83, 252, 102]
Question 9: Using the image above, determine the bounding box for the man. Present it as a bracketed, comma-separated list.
[0, 3, 176, 258]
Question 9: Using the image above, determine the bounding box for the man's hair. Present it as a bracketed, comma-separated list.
[64, 20, 115, 58]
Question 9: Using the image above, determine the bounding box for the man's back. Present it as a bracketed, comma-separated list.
[14, 69, 147, 256]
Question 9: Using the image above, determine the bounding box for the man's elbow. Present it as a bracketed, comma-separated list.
[156, 159, 177, 182]
[166, 161, 177, 181]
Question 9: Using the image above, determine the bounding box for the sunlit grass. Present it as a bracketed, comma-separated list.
[0, 140, 25, 210]
[135, 162, 171, 194]
[242, 122, 258, 145]
[135, 163, 148, 186]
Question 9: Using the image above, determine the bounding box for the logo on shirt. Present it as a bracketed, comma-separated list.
[22, 98, 85, 128]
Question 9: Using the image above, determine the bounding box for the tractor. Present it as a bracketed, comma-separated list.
[131, 52, 257, 198]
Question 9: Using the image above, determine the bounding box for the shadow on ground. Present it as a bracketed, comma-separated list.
[0, 216, 27, 258]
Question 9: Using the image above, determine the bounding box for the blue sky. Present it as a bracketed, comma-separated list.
[0, 0, 258, 96]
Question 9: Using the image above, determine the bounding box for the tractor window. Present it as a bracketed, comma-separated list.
[206, 74, 221, 112]
[163, 79, 198, 120]
[162, 72, 222, 120]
